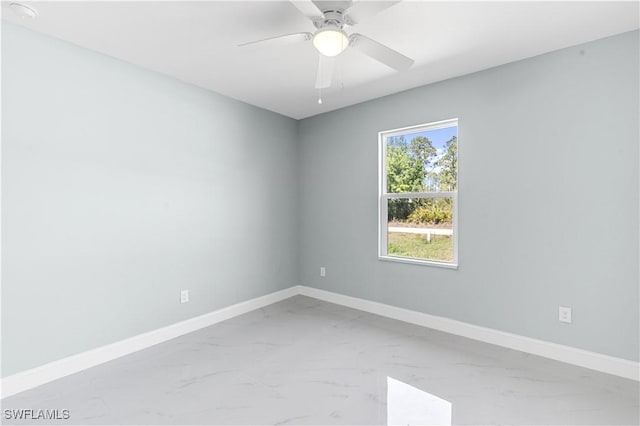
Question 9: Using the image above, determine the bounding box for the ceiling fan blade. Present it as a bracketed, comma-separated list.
[238, 32, 312, 48]
[345, 0, 401, 25]
[315, 55, 335, 89]
[349, 33, 414, 71]
[290, 0, 323, 20]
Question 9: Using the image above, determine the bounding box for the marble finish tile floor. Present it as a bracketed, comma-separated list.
[2, 296, 638, 425]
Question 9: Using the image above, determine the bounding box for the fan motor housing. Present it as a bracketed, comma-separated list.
[314, 10, 348, 29]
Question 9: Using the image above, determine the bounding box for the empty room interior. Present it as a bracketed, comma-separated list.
[1, 1, 639, 425]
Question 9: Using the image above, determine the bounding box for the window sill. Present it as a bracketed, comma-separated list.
[378, 255, 458, 270]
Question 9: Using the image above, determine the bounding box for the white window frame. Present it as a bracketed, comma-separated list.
[378, 118, 459, 269]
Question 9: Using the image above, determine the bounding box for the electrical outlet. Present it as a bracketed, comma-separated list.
[559, 306, 572, 323]
[320, 267, 326, 277]
[180, 290, 190, 304]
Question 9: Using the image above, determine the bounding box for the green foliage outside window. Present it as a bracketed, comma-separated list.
[386, 134, 457, 224]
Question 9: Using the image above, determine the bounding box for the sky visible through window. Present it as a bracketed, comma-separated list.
[386, 125, 457, 190]
[399, 126, 457, 155]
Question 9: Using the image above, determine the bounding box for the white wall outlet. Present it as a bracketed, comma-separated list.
[559, 306, 572, 323]
[180, 290, 190, 304]
[320, 267, 326, 277]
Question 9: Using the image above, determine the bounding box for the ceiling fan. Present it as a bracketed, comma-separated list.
[239, 0, 414, 91]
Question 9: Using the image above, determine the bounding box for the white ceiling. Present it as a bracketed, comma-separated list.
[2, 1, 638, 119]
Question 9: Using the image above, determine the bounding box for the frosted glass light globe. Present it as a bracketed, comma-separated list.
[313, 28, 348, 57]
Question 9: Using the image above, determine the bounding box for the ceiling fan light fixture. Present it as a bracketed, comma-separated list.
[312, 27, 349, 57]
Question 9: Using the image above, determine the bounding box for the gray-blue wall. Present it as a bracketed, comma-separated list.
[3, 23, 638, 378]
[298, 30, 639, 362]
[2, 23, 299, 376]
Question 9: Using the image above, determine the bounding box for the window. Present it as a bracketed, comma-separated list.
[378, 119, 458, 268]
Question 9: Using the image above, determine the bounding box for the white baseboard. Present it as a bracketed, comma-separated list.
[3, 284, 637, 399]
[297, 286, 639, 381]
[0, 286, 299, 399]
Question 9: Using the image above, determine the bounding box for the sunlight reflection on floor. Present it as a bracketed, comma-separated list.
[387, 376, 452, 426]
